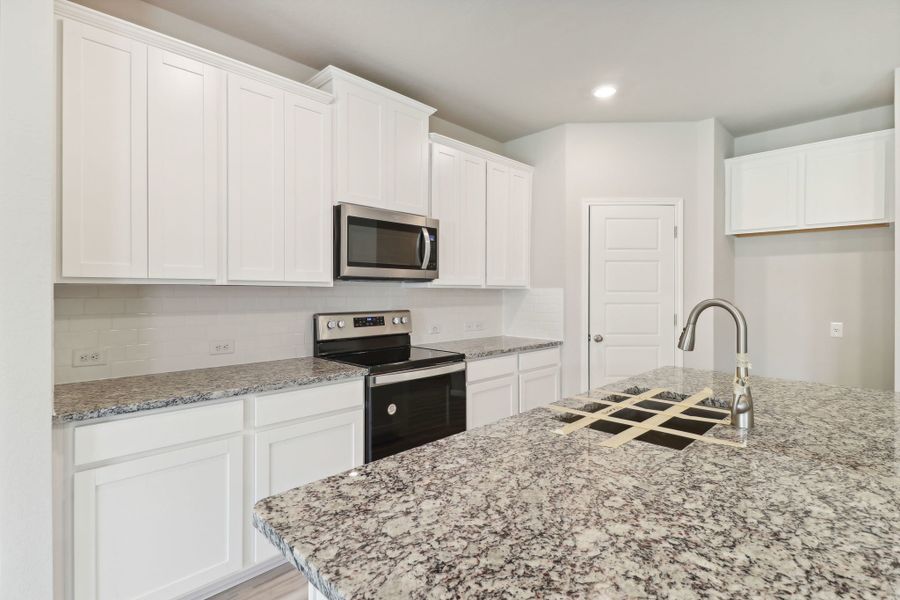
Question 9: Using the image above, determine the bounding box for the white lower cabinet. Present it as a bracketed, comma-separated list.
[465, 347, 561, 430]
[519, 366, 561, 413]
[58, 378, 365, 600]
[73, 437, 244, 600]
[467, 375, 518, 429]
[253, 410, 364, 562]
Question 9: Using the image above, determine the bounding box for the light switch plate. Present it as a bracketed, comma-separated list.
[830, 322, 843, 338]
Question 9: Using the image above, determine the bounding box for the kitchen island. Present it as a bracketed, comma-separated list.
[253, 367, 900, 599]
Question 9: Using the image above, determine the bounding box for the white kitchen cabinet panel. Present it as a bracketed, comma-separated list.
[486, 161, 532, 288]
[253, 410, 364, 562]
[804, 132, 892, 226]
[726, 153, 801, 234]
[519, 365, 561, 413]
[61, 19, 148, 278]
[725, 129, 894, 235]
[227, 74, 286, 281]
[308, 66, 435, 216]
[430, 143, 486, 286]
[148, 47, 222, 280]
[73, 437, 243, 600]
[390, 101, 431, 215]
[467, 375, 519, 430]
[284, 91, 333, 283]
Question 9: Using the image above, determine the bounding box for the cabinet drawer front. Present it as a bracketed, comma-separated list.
[74, 401, 243, 466]
[466, 355, 517, 383]
[518, 347, 561, 372]
[254, 379, 364, 427]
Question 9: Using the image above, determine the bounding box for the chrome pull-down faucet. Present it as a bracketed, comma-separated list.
[678, 298, 754, 429]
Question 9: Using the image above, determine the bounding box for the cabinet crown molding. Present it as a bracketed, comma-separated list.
[307, 65, 436, 115]
[54, 0, 333, 105]
[429, 133, 534, 171]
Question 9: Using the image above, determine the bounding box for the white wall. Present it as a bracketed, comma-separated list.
[55, 284, 505, 384]
[895, 69, 899, 391]
[733, 106, 895, 390]
[0, 0, 54, 598]
[507, 122, 724, 396]
[735, 228, 893, 389]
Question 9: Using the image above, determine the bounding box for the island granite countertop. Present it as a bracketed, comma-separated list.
[420, 335, 561, 359]
[54, 357, 368, 423]
[254, 366, 900, 599]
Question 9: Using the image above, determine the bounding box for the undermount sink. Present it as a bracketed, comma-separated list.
[554, 387, 728, 450]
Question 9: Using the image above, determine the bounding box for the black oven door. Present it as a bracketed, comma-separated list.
[336, 203, 438, 280]
[366, 362, 466, 462]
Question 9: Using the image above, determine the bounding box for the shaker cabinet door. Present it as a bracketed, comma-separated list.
[284, 92, 333, 284]
[73, 438, 243, 600]
[467, 375, 519, 430]
[227, 74, 286, 281]
[253, 410, 364, 562]
[61, 20, 148, 278]
[147, 48, 222, 280]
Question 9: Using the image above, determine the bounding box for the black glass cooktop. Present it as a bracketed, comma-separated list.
[326, 346, 464, 374]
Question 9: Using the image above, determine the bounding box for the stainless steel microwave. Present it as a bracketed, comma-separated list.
[334, 203, 439, 281]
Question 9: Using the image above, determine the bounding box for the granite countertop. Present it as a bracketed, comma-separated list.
[420, 335, 562, 359]
[253, 367, 900, 599]
[54, 357, 368, 423]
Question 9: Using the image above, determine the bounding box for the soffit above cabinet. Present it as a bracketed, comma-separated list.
[429, 133, 533, 172]
[55, 0, 333, 105]
[308, 65, 435, 115]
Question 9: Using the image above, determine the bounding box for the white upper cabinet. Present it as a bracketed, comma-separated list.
[57, 4, 333, 284]
[227, 77, 333, 284]
[284, 92, 333, 284]
[726, 129, 894, 235]
[227, 74, 286, 282]
[486, 160, 532, 288]
[61, 20, 148, 278]
[147, 48, 223, 280]
[430, 142, 486, 287]
[308, 66, 435, 216]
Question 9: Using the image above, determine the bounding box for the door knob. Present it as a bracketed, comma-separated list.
[593, 334, 604, 343]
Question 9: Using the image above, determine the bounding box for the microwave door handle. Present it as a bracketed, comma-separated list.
[420, 227, 431, 269]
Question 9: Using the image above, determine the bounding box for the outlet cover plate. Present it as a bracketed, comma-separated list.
[210, 340, 235, 355]
[73, 348, 107, 367]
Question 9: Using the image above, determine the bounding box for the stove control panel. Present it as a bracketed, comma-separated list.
[314, 310, 412, 341]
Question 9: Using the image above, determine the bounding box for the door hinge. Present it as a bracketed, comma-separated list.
[674, 225, 678, 238]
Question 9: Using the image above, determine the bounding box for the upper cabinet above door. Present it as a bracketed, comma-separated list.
[308, 66, 435, 216]
[725, 129, 894, 235]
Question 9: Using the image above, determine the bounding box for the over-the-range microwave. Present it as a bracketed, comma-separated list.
[334, 203, 439, 281]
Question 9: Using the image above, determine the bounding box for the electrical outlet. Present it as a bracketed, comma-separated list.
[464, 322, 475, 332]
[474, 321, 485, 331]
[209, 340, 235, 355]
[73, 348, 107, 367]
[428, 324, 441, 335]
[830, 322, 843, 338]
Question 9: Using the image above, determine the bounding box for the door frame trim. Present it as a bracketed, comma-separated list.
[580, 197, 685, 392]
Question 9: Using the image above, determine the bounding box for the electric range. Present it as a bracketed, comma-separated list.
[313, 310, 466, 462]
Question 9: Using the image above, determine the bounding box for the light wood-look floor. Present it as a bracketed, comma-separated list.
[210, 565, 308, 600]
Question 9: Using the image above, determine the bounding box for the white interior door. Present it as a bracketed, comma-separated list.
[588, 204, 677, 388]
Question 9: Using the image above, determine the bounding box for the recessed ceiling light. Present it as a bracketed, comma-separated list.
[592, 85, 617, 99]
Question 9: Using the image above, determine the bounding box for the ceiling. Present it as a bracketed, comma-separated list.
[142, 0, 900, 142]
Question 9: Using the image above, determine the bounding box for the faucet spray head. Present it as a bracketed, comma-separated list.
[677, 323, 696, 351]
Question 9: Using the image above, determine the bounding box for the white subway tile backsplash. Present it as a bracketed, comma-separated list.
[54, 283, 507, 384]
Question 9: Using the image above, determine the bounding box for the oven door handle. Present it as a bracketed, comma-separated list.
[420, 227, 431, 269]
[369, 362, 465, 387]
